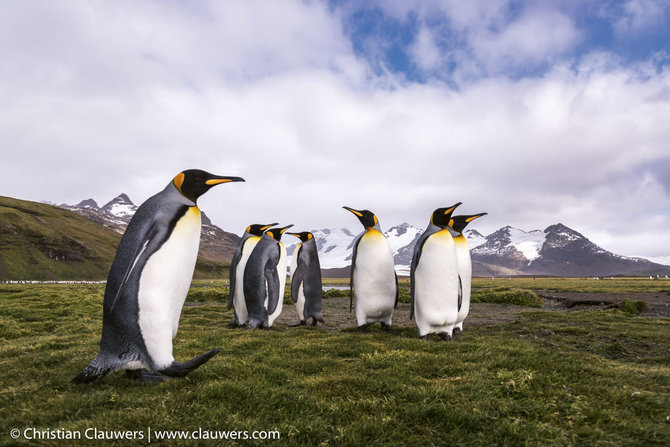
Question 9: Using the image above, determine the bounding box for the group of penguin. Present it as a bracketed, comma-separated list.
[72, 169, 485, 384]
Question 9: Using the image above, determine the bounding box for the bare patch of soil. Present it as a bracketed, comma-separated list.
[534, 290, 670, 318]
[190, 291, 670, 332]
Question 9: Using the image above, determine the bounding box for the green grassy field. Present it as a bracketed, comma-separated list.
[1, 281, 669, 446]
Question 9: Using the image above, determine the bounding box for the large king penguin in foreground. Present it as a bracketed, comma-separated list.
[73, 169, 244, 383]
[449, 212, 487, 336]
[410, 203, 461, 341]
[243, 225, 293, 329]
[344, 207, 398, 331]
[228, 223, 277, 327]
[287, 231, 325, 326]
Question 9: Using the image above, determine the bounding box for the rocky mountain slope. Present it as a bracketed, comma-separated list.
[62, 194, 240, 263]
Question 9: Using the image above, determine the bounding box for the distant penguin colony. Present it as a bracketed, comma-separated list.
[73, 168, 487, 383]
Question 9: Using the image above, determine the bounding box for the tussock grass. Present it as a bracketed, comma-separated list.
[471, 288, 544, 308]
[1, 283, 669, 446]
[617, 299, 649, 315]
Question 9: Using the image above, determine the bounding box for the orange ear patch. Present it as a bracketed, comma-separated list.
[173, 172, 185, 192]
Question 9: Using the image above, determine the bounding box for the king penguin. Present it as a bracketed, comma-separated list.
[448, 212, 487, 337]
[410, 203, 462, 341]
[287, 231, 325, 326]
[72, 169, 244, 383]
[343, 206, 398, 331]
[243, 225, 293, 329]
[228, 223, 277, 327]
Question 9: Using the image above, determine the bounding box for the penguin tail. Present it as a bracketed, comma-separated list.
[71, 355, 114, 384]
[158, 348, 220, 378]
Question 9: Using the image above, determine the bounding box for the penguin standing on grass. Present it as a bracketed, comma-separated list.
[410, 203, 461, 341]
[449, 212, 487, 337]
[287, 231, 325, 326]
[73, 169, 244, 383]
[243, 225, 293, 329]
[344, 207, 398, 332]
[228, 223, 277, 327]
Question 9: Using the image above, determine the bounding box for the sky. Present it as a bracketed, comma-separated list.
[2, 0, 670, 263]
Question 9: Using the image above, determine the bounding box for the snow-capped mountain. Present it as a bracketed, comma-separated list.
[61, 194, 240, 262]
[471, 224, 670, 276]
[99, 193, 136, 218]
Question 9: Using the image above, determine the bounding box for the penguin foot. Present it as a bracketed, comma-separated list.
[289, 320, 307, 327]
[452, 327, 462, 337]
[158, 348, 221, 378]
[419, 335, 430, 340]
[358, 324, 371, 333]
[310, 317, 325, 326]
[126, 369, 172, 383]
[439, 332, 452, 342]
[228, 317, 242, 328]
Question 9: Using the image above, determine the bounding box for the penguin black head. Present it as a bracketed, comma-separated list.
[449, 213, 487, 234]
[246, 223, 278, 237]
[265, 225, 294, 242]
[430, 203, 462, 228]
[286, 231, 314, 242]
[173, 169, 245, 203]
[343, 206, 379, 230]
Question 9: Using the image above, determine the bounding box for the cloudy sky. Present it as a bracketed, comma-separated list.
[3, 0, 670, 263]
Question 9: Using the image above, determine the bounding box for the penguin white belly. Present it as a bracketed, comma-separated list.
[233, 237, 261, 324]
[354, 230, 396, 326]
[295, 283, 305, 321]
[138, 207, 201, 369]
[414, 231, 459, 337]
[454, 239, 472, 330]
[290, 246, 305, 321]
[268, 243, 287, 326]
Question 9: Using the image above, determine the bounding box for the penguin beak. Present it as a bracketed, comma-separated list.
[205, 176, 245, 186]
[343, 206, 363, 217]
[278, 225, 294, 234]
[286, 232, 301, 238]
[444, 202, 462, 216]
[465, 213, 487, 223]
[261, 223, 279, 231]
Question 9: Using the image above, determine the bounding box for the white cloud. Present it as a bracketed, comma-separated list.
[612, 0, 670, 35]
[1, 0, 669, 262]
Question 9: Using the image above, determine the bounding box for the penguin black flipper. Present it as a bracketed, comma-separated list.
[227, 240, 245, 309]
[265, 247, 281, 316]
[291, 245, 305, 304]
[394, 271, 399, 309]
[410, 230, 434, 320]
[107, 223, 161, 312]
[158, 348, 221, 378]
[106, 204, 191, 313]
[457, 275, 463, 312]
[349, 233, 363, 313]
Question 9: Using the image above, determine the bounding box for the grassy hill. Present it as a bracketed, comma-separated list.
[0, 196, 229, 280]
